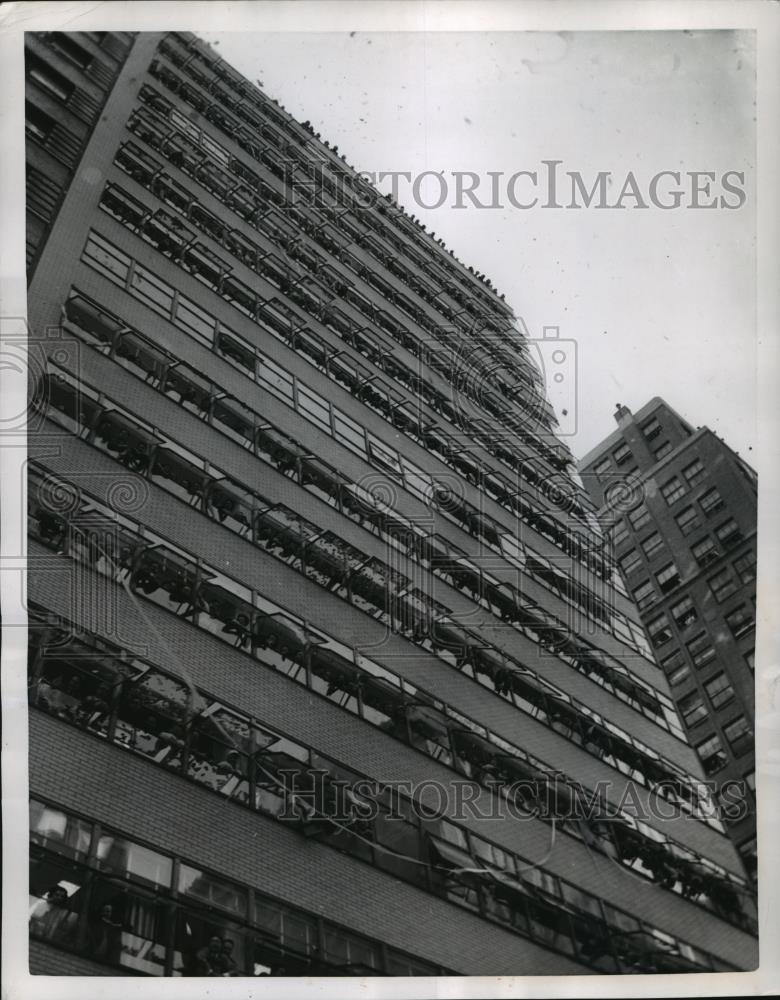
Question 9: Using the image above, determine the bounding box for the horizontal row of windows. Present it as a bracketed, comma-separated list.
[58, 292, 673, 738]
[27, 611, 754, 960]
[138, 65, 558, 443]
[112, 133, 573, 504]
[35, 32, 118, 89]
[610, 483, 731, 552]
[39, 348, 672, 759]
[646, 600, 755, 654]
[120, 97, 566, 473]
[61, 277, 632, 663]
[158, 33, 519, 335]
[30, 799, 442, 977]
[80, 227, 611, 590]
[145, 56, 531, 371]
[695, 717, 754, 778]
[26, 526, 747, 929]
[25, 48, 102, 125]
[26, 458, 725, 834]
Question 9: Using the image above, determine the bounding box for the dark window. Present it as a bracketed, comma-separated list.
[708, 569, 737, 603]
[47, 34, 93, 70]
[613, 443, 632, 466]
[646, 614, 673, 647]
[620, 550, 642, 576]
[661, 477, 686, 505]
[696, 734, 728, 775]
[682, 459, 706, 488]
[594, 457, 612, 480]
[733, 551, 757, 583]
[26, 52, 74, 103]
[686, 632, 716, 668]
[655, 562, 680, 594]
[628, 506, 651, 531]
[705, 672, 735, 710]
[676, 506, 701, 537]
[670, 595, 697, 629]
[679, 690, 708, 728]
[640, 533, 664, 558]
[745, 651, 755, 672]
[611, 519, 629, 546]
[691, 536, 719, 567]
[632, 580, 656, 611]
[641, 417, 662, 441]
[725, 605, 754, 639]
[723, 716, 753, 757]
[715, 519, 742, 548]
[654, 441, 673, 460]
[699, 488, 725, 516]
[25, 101, 56, 142]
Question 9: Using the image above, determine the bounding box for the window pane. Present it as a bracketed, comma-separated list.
[83, 233, 130, 284]
[96, 834, 173, 888]
[178, 863, 247, 917]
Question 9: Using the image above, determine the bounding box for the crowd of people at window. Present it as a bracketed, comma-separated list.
[134, 67, 561, 446]
[78, 227, 615, 598]
[30, 798, 437, 976]
[27, 403, 700, 844]
[159, 33, 517, 317]
[25, 472, 756, 939]
[27, 612, 750, 972]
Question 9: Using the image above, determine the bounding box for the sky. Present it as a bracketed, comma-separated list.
[206, 28, 756, 464]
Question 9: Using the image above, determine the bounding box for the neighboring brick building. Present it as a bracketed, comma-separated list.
[25, 32, 757, 977]
[579, 399, 757, 881]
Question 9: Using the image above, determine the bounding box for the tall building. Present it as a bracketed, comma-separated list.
[579, 400, 757, 881]
[25, 31, 758, 978]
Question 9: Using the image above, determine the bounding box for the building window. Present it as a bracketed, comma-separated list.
[670, 595, 697, 629]
[333, 408, 367, 457]
[733, 551, 757, 584]
[675, 506, 701, 537]
[632, 580, 657, 612]
[745, 771, 756, 793]
[655, 562, 680, 594]
[708, 568, 738, 603]
[26, 52, 75, 103]
[745, 651, 755, 672]
[620, 550, 642, 577]
[641, 417, 662, 441]
[723, 716, 753, 758]
[646, 614, 673, 647]
[610, 519, 629, 547]
[661, 477, 686, 506]
[738, 836, 758, 879]
[661, 651, 691, 686]
[613, 443, 632, 466]
[686, 632, 716, 668]
[699, 488, 725, 516]
[25, 100, 57, 142]
[725, 605, 755, 639]
[654, 441, 673, 460]
[82, 232, 131, 284]
[46, 34, 93, 70]
[628, 506, 651, 531]
[697, 733, 729, 775]
[691, 536, 719, 568]
[594, 457, 612, 480]
[641, 533, 664, 559]
[705, 672, 735, 710]
[679, 691, 708, 728]
[715, 519, 743, 548]
[682, 459, 706, 488]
